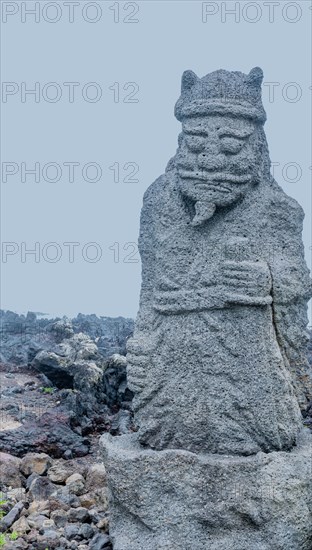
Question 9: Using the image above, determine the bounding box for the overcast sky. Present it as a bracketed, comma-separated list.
[1, 1, 311, 321]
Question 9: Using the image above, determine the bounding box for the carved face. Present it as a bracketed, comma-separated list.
[176, 114, 262, 217]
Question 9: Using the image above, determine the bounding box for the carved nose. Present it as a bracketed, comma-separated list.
[197, 153, 226, 171]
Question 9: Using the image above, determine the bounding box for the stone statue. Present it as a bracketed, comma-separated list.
[102, 68, 312, 550]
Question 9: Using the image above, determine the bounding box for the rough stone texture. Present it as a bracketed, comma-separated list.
[85, 464, 107, 492]
[10, 515, 31, 535]
[65, 473, 85, 496]
[20, 452, 52, 477]
[32, 333, 104, 392]
[47, 460, 86, 484]
[102, 430, 312, 550]
[127, 73, 312, 454]
[0, 407, 91, 458]
[0, 501, 24, 532]
[0, 452, 22, 488]
[102, 68, 312, 548]
[0, 332, 134, 458]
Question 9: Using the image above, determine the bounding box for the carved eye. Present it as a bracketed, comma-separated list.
[184, 135, 206, 153]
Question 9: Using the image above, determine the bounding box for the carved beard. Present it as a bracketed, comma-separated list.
[178, 177, 252, 226]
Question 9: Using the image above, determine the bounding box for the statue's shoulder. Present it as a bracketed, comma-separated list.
[266, 179, 304, 231]
[142, 174, 167, 207]
[139, 174, 168, 232]
[142, 167, 177, 214]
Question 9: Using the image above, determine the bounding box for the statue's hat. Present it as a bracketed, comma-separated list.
[175, 67, 266, 123]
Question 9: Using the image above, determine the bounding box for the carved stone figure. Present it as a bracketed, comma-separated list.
[101, 68, 312, 550]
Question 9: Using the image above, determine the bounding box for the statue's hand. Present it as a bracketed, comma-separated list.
[153, 261, 272, 313]
[221, 260, 272, 304]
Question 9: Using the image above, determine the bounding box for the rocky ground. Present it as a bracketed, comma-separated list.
[0, 310, 134, 366]
[0, 315, 134, 549]
[0, 444, 111, 549]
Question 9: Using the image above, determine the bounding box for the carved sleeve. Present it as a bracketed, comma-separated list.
[134, 179, 160, 334]
[268, 192, 312, 407]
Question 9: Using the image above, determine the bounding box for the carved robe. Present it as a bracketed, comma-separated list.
[127, 163, 311, 455]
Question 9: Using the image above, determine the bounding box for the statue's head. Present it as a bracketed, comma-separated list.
[174, 68, 271, 225]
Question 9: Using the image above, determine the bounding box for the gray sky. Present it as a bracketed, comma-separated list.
[1, 1, 311, 321]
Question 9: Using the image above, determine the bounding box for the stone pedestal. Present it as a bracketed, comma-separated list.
[101, 430, 312, 550]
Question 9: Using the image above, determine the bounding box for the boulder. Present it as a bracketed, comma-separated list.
[85, 464, 106, 492]
[0, 501, 24, 532]
[0, 452, 22, 488]
[10, 515, 30, 535]
[64, 523, 80, 540]
[68, 507, 90, 523]
[79, 493, 96, 509]
[27, 499, 50, 516]
[28, 476, 56, 501]
[47, 460, 86, 484]
[90, 532, 111, 549]
[20, 452, 52, 476]
[0, 409, 90, 458]
[66, 473, 85, 496]
[78, 523, 95, 540]
[50, 509, 68, 528]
